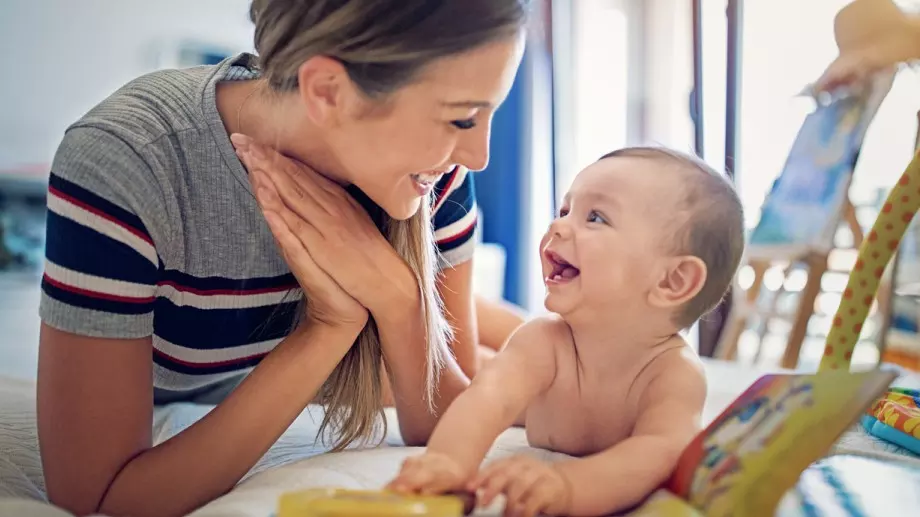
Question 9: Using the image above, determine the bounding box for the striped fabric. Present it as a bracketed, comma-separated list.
[39, 54, 479, 395]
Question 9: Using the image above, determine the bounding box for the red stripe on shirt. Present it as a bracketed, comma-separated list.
[436, 218, 477, 245]
[49, 186, 154, 246]
[42, 273, 156, 304]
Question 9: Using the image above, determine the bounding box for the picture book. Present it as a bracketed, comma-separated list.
[748, 72, 894, 258]
[621, 368, 901, 517]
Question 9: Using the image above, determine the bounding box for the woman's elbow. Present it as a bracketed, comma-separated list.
[399, 421, 434, 447]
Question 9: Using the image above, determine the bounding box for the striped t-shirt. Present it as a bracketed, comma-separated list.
[39, 53, 478, 394]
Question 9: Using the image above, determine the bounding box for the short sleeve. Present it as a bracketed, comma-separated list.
[39, 126, 163, 339]
[431, 167, 478, 268]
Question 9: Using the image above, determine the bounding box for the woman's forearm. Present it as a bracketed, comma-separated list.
[475, 295, 526, 351]
[376, 298, 470, 446]
[98, 322, 360, 517]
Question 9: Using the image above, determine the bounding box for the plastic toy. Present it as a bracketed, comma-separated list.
[860, 387, 920, 454]
[820, 148, 920, 452]
[276, 488, 476, 517]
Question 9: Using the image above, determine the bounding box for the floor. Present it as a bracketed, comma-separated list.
[0, 272, 42, 380]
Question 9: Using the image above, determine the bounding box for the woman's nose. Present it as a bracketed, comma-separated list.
[451, 123, 491, 172]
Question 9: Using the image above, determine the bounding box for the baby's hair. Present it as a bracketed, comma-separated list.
[248, 0, 531, 450]
[598, 147, 745, 328]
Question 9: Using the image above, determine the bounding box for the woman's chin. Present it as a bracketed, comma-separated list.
[380, 197, 423, 221]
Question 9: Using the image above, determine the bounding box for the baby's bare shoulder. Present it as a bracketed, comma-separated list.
[636, 337, 707, 405]
[511, 314, 574, 350]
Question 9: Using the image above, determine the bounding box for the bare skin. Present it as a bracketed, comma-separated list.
[388, 157, 713, 517]
[815, 0, 920, 92]
[38, 35, 525, 517]
[523, 320, 698, 458]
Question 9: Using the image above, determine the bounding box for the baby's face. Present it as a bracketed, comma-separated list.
[540, 157, 684, 316]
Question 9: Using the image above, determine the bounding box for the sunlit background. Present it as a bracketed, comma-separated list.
[4, 0, 920, 379]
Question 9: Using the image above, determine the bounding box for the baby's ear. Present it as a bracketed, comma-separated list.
[648, 255, 707, 309]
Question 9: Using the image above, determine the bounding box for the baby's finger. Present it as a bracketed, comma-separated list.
[504, 469, 541, 510]
[471, 459, 512, 489]
[419, 475, 456, 496]
[516, 478, 555, 517]
[386, 475, 421, 494]
[476, 464, 518, 508]
[517, 494, 548, 517]
[396, 468, 431, 493]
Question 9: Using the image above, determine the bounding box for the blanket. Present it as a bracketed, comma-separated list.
[1, 361, 918, 516]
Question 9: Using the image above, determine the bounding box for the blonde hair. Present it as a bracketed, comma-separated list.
[249, 0, 529, 450]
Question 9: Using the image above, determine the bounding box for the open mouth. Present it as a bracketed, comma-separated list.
[545, 250, 580, 283]
[410, 168, 452, 195]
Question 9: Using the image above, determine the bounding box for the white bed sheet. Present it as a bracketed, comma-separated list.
[1, 360, 918, 517]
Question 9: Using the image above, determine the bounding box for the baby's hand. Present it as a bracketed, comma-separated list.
[469, 455, 572, 517]
[386, 452, 469, 495]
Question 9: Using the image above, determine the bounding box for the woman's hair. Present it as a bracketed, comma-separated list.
[249, 0, 530, 450]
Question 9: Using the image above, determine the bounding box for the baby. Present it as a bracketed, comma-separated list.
[387, 147, 745, 517]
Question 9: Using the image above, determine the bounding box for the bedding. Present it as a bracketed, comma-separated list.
[1, 360, 918, 517]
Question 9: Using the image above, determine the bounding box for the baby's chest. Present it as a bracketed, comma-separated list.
[525, 383, 636, 456]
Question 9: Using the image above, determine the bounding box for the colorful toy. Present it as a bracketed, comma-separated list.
[860, 387, 920, 454]
[820, 148, 920, 454]
[277, 488, 475, 517]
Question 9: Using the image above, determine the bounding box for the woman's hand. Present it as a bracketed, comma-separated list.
[231, 135, 368, 331]
[231, 134, 419, 322]
[815, 0, 920, 93]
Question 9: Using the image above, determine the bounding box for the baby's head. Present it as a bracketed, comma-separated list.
[541, 146, 744, 330]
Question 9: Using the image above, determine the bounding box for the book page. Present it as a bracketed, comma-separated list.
[665, 369, 896, 517]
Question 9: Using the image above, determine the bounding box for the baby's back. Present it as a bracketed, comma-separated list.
[524, 319, 698, 457]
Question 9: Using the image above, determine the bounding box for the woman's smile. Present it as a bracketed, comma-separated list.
[410, 167, 454, 195]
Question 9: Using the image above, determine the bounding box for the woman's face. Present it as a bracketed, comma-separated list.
[304, 34, 525, 220]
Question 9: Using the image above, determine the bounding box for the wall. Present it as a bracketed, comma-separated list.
[476, 0, 555, 310]
[0, 0, 254, 187]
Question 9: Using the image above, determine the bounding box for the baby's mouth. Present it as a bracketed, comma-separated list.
[545, 250, 580, 282]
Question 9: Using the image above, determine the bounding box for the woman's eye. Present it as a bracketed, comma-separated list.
[451, 118, 476, 130]
[587, 210, 607, 224]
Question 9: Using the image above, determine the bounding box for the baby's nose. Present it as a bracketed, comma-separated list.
[548, 218, 572, 239]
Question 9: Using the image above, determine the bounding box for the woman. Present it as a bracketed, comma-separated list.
[36, 1, 528, 516]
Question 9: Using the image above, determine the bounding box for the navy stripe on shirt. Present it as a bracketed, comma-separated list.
[41, 276, 155, 315]
[44, 211, 160, 286]
[153, 297, 299, 350]
[49, 173, 152, 243]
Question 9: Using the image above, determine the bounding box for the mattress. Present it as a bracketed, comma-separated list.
[1, 360, 918, 517]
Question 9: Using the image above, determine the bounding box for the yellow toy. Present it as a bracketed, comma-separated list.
[820, 148, 920, 456]
[277, 488, 475, 517]
[272, 151, 920, 517]
[820, 149, 920, 371]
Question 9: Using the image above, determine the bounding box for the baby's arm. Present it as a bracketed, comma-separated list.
[555, 362, 706, 516]
[388, 317, 560, 492]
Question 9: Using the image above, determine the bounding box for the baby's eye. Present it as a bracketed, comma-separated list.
[587, 210, 607, 224]
[558, 207, 570, 218]
[451, 118, 476, 130]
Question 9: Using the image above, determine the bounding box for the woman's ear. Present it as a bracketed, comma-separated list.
[649, 256, 708, 309]
[296, 56, 349, 125]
